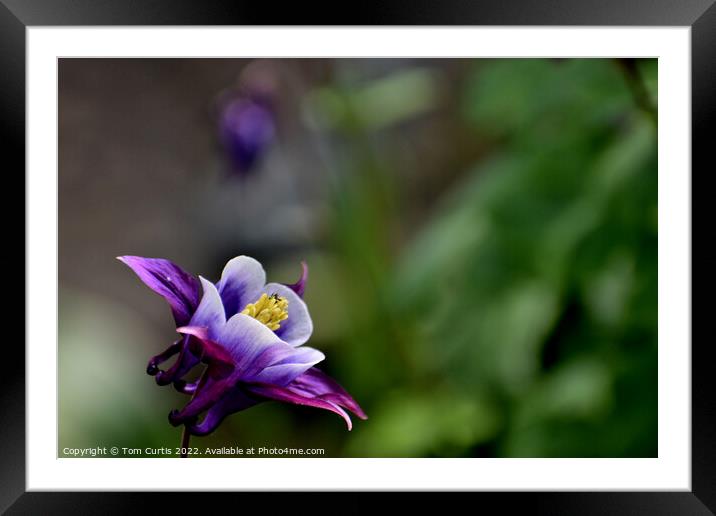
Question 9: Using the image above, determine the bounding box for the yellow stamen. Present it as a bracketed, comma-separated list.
[241, 293, 289, 331]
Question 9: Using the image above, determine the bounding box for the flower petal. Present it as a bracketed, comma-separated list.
[211, 312, 297, 379]
[248, 383, 354, 430]
[173, 378, 199, 395]
[168, 374, 234, 427]
[262, 283, 313, 346]
[181, 314, 323, 386]
[283, 261, 308, 298]
[118, 256, 201, 326]
[216, 256, 266, 317]
[188, 277, 227, 338]
[186, 387, 261, 436]
[158, 278, 227, 386]
[288, 367, 367, 420]
[176, 330, 235, 380]
[146, 339, 182, 376]
[154, 336, 200, 386]
[247, 346, 325, 387]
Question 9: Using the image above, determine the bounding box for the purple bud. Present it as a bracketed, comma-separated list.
[218, 97, 275, 175]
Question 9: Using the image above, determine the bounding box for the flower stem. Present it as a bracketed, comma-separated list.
[180, 425, 191, 458]
[179, 371, 205, 458]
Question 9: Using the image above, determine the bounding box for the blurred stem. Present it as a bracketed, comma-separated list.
[179, 370, 206, 457]
[616, 58, 657, 126]
[180, 425, 191, 458]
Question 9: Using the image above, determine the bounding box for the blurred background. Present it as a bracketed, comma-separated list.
[59, 58, 657, 458]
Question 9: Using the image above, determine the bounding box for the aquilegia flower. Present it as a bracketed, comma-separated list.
[118, 255, 366, 435]
[218, 95, 275, 175]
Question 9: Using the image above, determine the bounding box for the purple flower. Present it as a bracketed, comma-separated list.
[218, 96, 275, 175]
[118, 255, 366, 435]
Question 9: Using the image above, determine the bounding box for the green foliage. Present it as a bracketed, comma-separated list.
[380, 59, 658, 456]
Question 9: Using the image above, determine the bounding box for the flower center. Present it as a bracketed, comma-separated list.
[241, 293, 289, 331]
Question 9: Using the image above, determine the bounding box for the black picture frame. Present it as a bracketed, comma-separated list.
[2, 1, 712, 513]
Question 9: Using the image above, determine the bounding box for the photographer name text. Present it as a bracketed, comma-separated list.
[61, 446, 325, 457]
